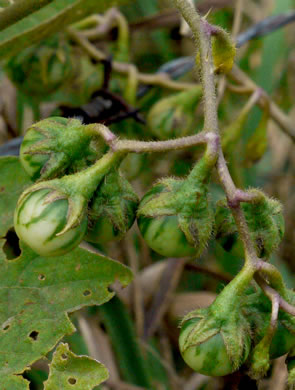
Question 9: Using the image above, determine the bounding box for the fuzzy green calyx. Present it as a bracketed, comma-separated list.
[179, 307, 251, 376]
[137, 155, 214, 258]
[85, 169, 139, 244]
[6, 34, 75, 97]
[179, 265, 254, 376]
[147, 86, 202, 140]
[215, 190, 284, 258]
[20, 117, 105, 181]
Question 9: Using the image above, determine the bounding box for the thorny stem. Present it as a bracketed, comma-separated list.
[172, 0, 295, 317]
[173, 0, 218, 134]
[173, 0, 260, 269]
[72, 0, 294, 316]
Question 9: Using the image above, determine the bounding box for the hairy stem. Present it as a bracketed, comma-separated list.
[113, 132, 208, 153]
[173, 0, 261, 269]
[257, 261, 288, 300]
[173, 0, 218, 134]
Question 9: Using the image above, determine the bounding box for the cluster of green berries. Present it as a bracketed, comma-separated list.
[15, 117, 138, 256]
[179, 269, 295, 378]
[14, 117, 290, 381]
[6, 35, 75, 98]
[15, 117, 285, 262]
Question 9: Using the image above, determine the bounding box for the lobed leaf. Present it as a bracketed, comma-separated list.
[0, 241, 132, 389]
[44, 343, 108, 390]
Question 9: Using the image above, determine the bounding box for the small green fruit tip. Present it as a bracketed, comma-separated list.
[248, 343, 271, 380]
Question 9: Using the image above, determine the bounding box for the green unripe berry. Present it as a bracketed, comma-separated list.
[6, 34, 74, 98]
[179, 305, 251, 377]
[137, 184, 197, 257]
[138, 214, 197, 257]
[137, 177, 213, 258]
[20, 117, 104, 181]
[14, 188, 87, 257]
[147, 87, 202, 140]
[270, 321, 295, 359]
[179, 266, 254, 376]
[179, 317, 233, 376]
[85, 170, 138, 244]
[137, 155, 215, 258]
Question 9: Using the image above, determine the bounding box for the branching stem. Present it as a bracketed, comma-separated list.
[171, 0, 295, 319]
[67, 27, 196, 91]
[172, 0, 262, 270]
[113, 133, 208, 153]
[80, 0, 294, 315]
[257, 275, 295, 317]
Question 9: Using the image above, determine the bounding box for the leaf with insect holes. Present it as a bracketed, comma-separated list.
[0, 156, 32, 238]
[0, 0, 134, 59]
[0, 241, 132, 390]
[44, 343, 108, 390]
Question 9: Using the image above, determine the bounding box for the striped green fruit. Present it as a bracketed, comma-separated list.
[6, 34, 74, 98]
[137, 153, 215, 258]
[137, 179, 213, 258]
[179, 317, 233, 376]
[138, 210, 197, 258]
[179, 311, 251, 376]
[20, 117, 105, 181]
[14, 188, 87, 257]
[85, 170, 138, 244]
[179, 265, 254, 376]
[137, 182, 199, 258]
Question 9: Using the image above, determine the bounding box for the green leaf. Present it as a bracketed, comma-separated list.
[44, 343, 108, 390]
[0, 241, 132, 389]
[0, 0, 133, 59]
[0, 156, 32, 237]
[3, 376, 30, 390]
